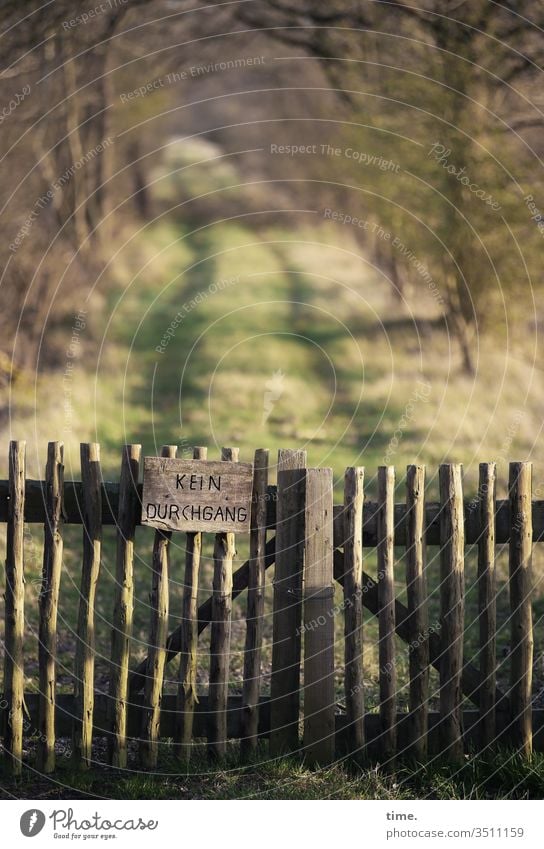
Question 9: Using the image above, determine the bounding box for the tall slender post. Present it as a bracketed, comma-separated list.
[438, 463, 465, 762]
[4, 440, 26, 776]
[509, 462, 533, 756]
[73, 442, 102, 769]
[37, 442, 64, 773]
[140, 444, 177, 769]
[405, 464, 428, 760]
[208, 447, 238, 760]
[241, 448, 269, 758]
[343, 467, 365, 758]
[302, 467, 335, 766]
[270, 449, 307, 756]
[378, 466, 397, 761]
[176, 445, 207, 763]
[108, 444, 141, 767]
[477, 463, 496, 750]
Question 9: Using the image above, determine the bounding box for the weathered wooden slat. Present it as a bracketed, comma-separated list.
[270, 449, 307, 756]
[241, 448, 269, 759]
[405, 464, 428, 760]
[509, 461, 533, 757]
[140, 445, 177, 769]
[303, 468, 335, 766]
[73, 443, 103, 769]
[5, 478, 544, 545]
[477, 462, 496, 750]
[3, 440, 26, 776]
[37, 442, 64, 773]
[141, 456, 253, 534]
[0, 479, 122, 524]
[175, 446, 207, 764]
[438, 463, 465, 762]
[333, 499, 544, 546]
[208, 447, 238, 760]
[343, 467, 365, 758]
[108, 444, 141, 768]
[378, 466, 397, 761]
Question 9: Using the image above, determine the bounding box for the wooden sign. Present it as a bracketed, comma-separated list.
[141, 457, 254, 533]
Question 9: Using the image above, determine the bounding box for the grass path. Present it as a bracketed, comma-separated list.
[2, 188, 544, 796]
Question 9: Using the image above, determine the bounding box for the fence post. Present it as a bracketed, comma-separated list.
[405, 464, 428, 760]
[108, 444, 141, 768]
[140, 444, 177, 769]
[478, 462, 496, 750]
[241, 448, 269, 758]
[438, 463, 465, 762]
[378, 466, 397, 761]
[208, 447, 238, 760]
[508, 461, 533, 756]
[343, 466, 365, 758]
[303, 467, 335, 766]
[270, 448, 307, 756]
[37, 441, 64, 773]
[73, 442, 103, 769]
[3, 440, 26, 776]
[176, 445, 207, 764]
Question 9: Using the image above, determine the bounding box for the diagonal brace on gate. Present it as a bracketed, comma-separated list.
[128, 536, 507, 711]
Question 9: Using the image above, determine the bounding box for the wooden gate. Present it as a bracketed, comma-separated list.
[0, 441, 541, 775]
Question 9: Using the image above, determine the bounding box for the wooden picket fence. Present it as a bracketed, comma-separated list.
[0, 440, 542, 776]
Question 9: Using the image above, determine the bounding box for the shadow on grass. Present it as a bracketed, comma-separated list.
[2, 746, 543, 800]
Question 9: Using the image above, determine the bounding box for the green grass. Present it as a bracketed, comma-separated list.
[2, 138, 544, 799]
[3, 207, 544, 696]
[2, 748, 544, 800]
[3, 210, 542, 487]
